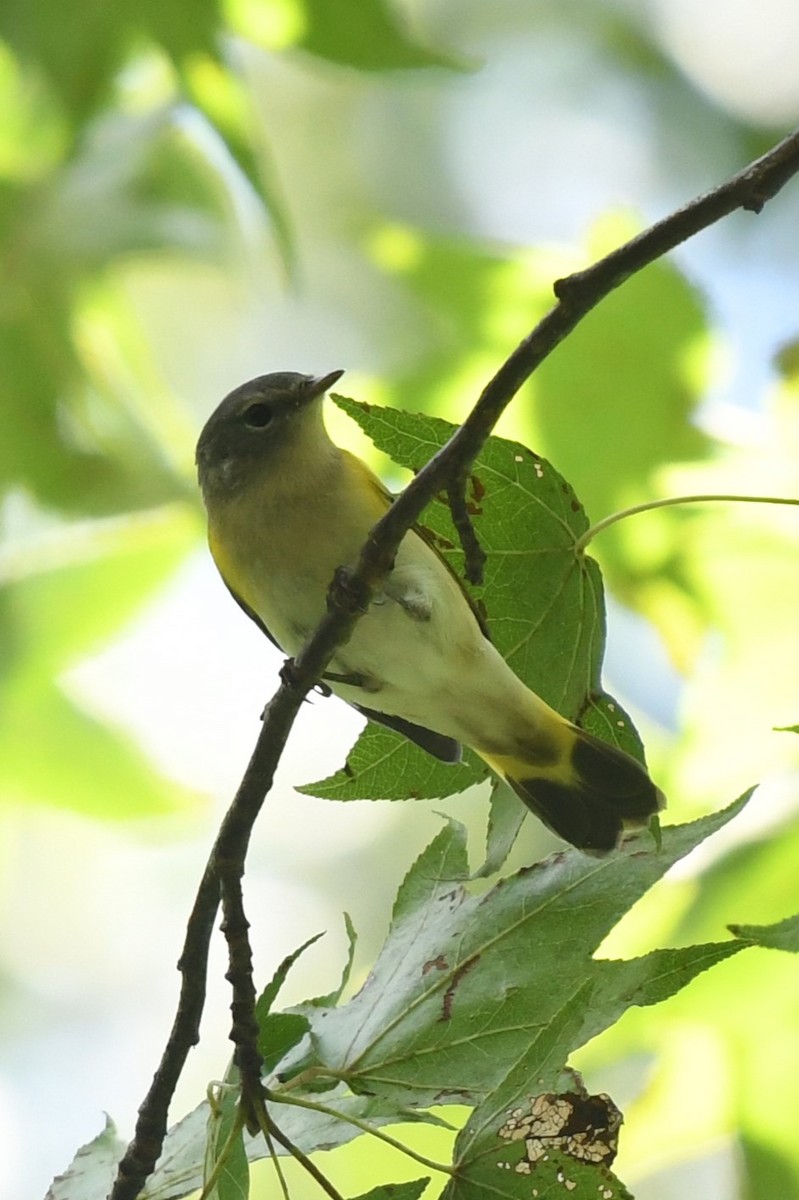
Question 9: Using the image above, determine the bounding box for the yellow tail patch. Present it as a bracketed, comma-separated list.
[483, 726, 663, 853]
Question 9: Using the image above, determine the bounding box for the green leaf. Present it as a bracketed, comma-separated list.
[614, 816, 799, 1194]
[256, 933, 325, 1020]
[204, 1082, 249, 1200]
[307, 912, 359, 1007]
[179, 57, 295, 270]
[675, 515, 799, 799]
[45, 1115, 125, 1200]
[303, 399, 642, 803]
[255, 933, 325, 1072]
[474, 780, 527, 878]
[142, 792, 799, 1199]
[352, 1183, 429, 1200]
[300, 723, 485, 802]
[587, 940, 744, 1040]
[729, 913, 799, 952]
[259, 1013, 311, 1078]
[445, 1152, 631, 1200]
[145, 1085, 434, 1197]
[374, 237, 536, 414]
[1, 506, 196, 671]
[670, 801, 799, 951]
[0, 0, 223, 123]
[525, 234, 719, 665]
[329, 399, 600, 712]
[289, 796, 751, 1109]
[0, 110, 224, 515]
[296, 0, 459, 71]
[446, 1014, 633, 1199]
[454, 985, 593, 1154]
[391, 815, 470, 918]
[578, 690, 649, 765]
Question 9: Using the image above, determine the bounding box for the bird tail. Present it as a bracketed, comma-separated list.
[481, 723, 664, 853]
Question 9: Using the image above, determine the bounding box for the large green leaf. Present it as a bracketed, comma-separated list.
[573, 812, 799, 1198]
[285, 799, 751, 1109]
[57, 790, 799, 1200]
[303, 399, 643, 803]
[528, 235, 718, 663]
[0, 688, 192, 818]
[1, 506, 196, 673]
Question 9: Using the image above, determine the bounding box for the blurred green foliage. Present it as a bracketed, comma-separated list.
[1, 2, 798, 1200]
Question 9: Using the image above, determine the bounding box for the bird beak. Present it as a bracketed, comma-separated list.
[306, 369, 345, 399]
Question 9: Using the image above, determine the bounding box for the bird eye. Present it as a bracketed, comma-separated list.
[243, 402, 273, 429]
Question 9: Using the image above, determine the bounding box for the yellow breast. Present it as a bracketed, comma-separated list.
[207, 446, 391, 653]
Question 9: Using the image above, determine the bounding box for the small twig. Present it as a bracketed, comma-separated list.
[256, 1101, 346, 1200]
[447, 470, 487, 585]
[269, 1089, 455, 1176]
[261, 1120, 292, 1200]
[110, 862, 220, 1200]
[109, 699, 309, 1200]
[219, 870, 265, 1132]
[554, 129, 799, 306]
[573, 492, 799, 554]
[109, 124, 799, 1200]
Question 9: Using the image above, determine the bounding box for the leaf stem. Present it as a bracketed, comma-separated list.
[268, 1090, 455, 1177]
[574, 492, 799, 553]
[197, 1104, 247, 1200]
[262, 1113, 344, 1200]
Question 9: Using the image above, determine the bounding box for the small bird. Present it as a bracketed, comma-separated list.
[196, 370, 663, 852]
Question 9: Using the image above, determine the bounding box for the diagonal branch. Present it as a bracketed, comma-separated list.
[108, 124, 799, 1200]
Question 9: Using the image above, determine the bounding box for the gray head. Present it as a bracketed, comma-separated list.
[196, 369, 344, 499]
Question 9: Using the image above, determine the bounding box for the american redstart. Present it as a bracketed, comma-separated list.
[196, 370, 663, 851]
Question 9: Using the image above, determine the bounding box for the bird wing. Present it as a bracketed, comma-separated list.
[218, 451, 482, 766]
[351, 703, 462, 762]
[344, 449, 492, 642]
[223, 580, 281, 647]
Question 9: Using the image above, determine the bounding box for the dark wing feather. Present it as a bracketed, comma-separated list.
[223, 582, 281, 648]
[353, 704, 462, 763]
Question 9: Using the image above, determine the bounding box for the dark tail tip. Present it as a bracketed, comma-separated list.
[508, 730, 663, 853]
